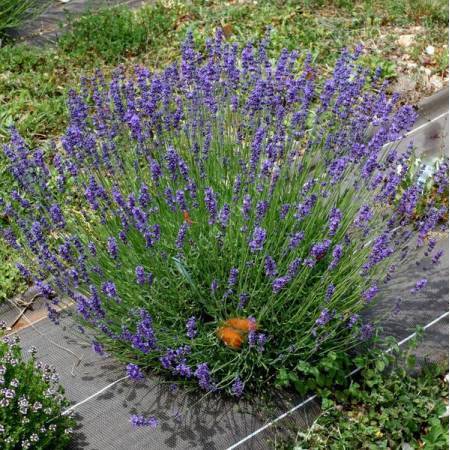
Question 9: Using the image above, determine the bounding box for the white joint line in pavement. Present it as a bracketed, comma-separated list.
[404, 111, 448, 137]
[62, 376, 129, 416]
[226, 310, 449, 450]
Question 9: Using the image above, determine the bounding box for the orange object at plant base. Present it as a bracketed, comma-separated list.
[183, 210, 194, 225]
[216, 326, 244, 349]
[224, 317, 258, 331]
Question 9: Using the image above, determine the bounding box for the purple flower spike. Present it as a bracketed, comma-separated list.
[49, 204, 65, 228]
[219, 203, 231, 228]
[362, 284, 378, 302]
[329, 244, 343, 269]
[102, 281, 117, 298]
[288, 231, 304, 250]
[231, 378, 245, 397]
[228, 268, 239, 287]
[325, 283, 335, 300]
[130, 415, 158, 428]
[360, 323, 374, 341]
[249, 226, 267, 252]
[315, 308, 332, 327]
[310, 239, 331, 260]
[135, 266, 146, 284]
[107, 237, 118, 259]
[328, 208, 342, 236]
[186, 316, 197, 339]
[272, 276, 290, 293]
[126, 363, 144, 381]
[194, 363, 215, 391]
[204, 187, 218, 224]
[176, 223, 189, 249]
[411, 278, 427, 294]
[347, 314, 359, 328]
[91, 341, 104, 355]
[264, 256, 277, 277]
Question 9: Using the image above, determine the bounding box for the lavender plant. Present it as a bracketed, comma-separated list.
[1, 32, 448, 396]
[0, 324, 74, 449]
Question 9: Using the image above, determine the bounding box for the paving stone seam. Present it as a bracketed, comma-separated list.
[404, 111, 448, 137]
[62, 376, 129, 415]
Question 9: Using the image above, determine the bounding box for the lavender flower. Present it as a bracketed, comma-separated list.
[242, 195, 252, 220]
[102, 281, 117, 298]
[360, 323, 374, 341]
[194, 363, 215, 391]
[272, 276, 290, 293]
[107, 237, 118, 259]
[49, 204, 65, 228]
[328, 244, 343, 269]
[264, 256, 277, 277]
[130, 415, 158, 428]
[256, 200, 269, 222]
[279, 204, 290, 220]
[88, 241, 97, 256]
[411, 278, 428, 294]
[135, 266, 145, 285]
[362, 284, 378, 302]
[315, 308, 332, 327]
[347, 314, 359, 328]
[228, 268, 239, 287]
[204, 187, 217, 224]
[91, 341, 104, 355]
[126, 363, 144, 381]
[238, 293, 249, 309]
[295, 195, 317, 220]
[186, 316, 197, 339]
[328, 207, 342, 236]
[176, 223, 189, 249]
[354, 204, 372, 228]
[288, 231, 304, 250]
[249, 226, 267, 252]
[325, 283, 335, 300]
[219, 204, 231, 228]
[310, 239, 331, 260]
[131, 309, 157, 353]
[231, 378, 245, 397]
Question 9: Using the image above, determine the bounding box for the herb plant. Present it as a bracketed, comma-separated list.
[282, 356, 448, 449]
[1, 33, 448, 396]
[0, 325, 75, 449]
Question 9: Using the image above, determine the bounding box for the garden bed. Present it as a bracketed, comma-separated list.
[0, 4, 448, 448]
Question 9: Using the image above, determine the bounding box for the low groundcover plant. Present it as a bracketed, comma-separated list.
[1, 31, 448, 397]
[0, 323, 74, 449]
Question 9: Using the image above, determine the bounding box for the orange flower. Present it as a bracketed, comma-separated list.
[183, 210, 193, 225]
[217, 326, 244, 349]
[224, 317, 258, 332]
